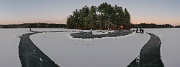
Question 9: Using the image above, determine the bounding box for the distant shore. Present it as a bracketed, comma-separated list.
[0, 23, 180, 28]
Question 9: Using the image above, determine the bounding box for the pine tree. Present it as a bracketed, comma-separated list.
[66, 2, 131, 30]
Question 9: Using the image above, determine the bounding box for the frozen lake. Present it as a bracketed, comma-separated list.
[144, 28, 180, 67]
[0, 28, 179, 67]
[31, 30, 149, 67]
[0, 28, 31, 67]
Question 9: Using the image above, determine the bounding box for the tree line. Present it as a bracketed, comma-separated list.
[0, 23, 178, 28]
[67, 2, 131, 30]
[28, 23, 66, 28]
[0, 23, 66, 28]
[131, 23, 174, 28]
[175, 25, 180, 28]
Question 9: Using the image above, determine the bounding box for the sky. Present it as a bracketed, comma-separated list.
[0, 0, 180, 25]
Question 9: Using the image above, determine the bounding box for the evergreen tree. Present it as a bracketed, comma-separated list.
[124, 8, 131, 29]
[66, 2, 131, 30]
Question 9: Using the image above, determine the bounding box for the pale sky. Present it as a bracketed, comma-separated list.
[0, 0, 180, 25]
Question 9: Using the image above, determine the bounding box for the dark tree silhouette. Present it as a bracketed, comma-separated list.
[66, 2, 132, 30]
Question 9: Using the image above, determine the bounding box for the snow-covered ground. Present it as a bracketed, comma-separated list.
[31, 29, 150, 67]
[0, 28, 179, 67]
[144, 28, 180, 67]
[0, 28, 31, 67]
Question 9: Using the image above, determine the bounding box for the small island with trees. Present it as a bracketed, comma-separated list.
[67, 2, 131, 30]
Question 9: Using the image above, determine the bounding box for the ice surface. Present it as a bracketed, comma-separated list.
[31, 29, 150, 67]
[1, 28, 179, 67]
[144, 28, 180, 67]
[0, 28, 31, 67]
[40, 58, 43, 61]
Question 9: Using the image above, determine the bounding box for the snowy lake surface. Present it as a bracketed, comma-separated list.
[0, 28, 179, 67]
[144, 28, 180, 67]
[0, 28, 31, 67]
